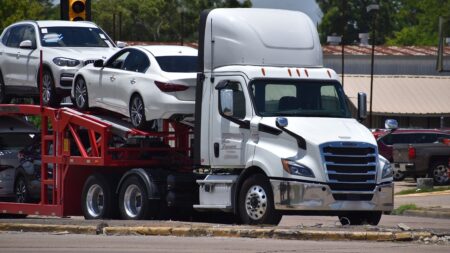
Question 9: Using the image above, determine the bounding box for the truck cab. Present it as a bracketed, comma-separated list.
[194, 8, 393, 225]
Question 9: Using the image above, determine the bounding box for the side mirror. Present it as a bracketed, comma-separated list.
[385, 119, 398, 129]
[93, 59, 104, 68]
[219, 89, 234, 117]
[116, 41, 127, 48]
[357, 92, 367, 121]
[276, 117, 288, 128]
[19, 40, 33, 49]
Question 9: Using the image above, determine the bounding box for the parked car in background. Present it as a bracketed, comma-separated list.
[0, 116, 41, 203]
[376, 129, 450, 180]
[71, 45, 198, 130]
[0, 20, 118, 106]
[393, 139, 450, 184]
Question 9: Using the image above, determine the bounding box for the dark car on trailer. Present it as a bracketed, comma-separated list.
[0, 116, 42, 203]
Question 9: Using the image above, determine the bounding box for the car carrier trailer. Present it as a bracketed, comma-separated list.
[0, 8, 393, 225]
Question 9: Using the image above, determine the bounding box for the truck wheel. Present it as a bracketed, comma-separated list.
[430, 162, 449, 185]
[119, 176, 152, 220]
[0, 71, 11, 104]
[338, 211, 382, 225]
[81, 174, 115, 219]
[15, 176, 31, 203]
[238, 174, 282, 225]
[74, 76, 89, 110]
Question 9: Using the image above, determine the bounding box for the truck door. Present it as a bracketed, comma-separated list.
[210, 76, 254, 168]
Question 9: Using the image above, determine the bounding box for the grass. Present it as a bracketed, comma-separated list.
[395, 186, 450, 196]
[391, 204, 419, 215]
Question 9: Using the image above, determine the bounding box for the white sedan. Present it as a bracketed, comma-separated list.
[71, 45, 197, 129]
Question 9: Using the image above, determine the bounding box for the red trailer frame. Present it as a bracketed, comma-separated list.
[0, 104, 192, 217]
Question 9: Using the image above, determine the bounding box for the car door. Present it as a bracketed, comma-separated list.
[114, 49, 150, 114]
[97, 49, 131, 107]
[2, 25, 26, 88]
[15, 25, 39, 89]
[209, 76, 254, 168]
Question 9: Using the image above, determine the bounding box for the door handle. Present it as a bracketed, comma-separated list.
[130, 79, 136, 85]
[214, 143, 220, 158]
[16, 52, 20, 59]
[110, 75, 116, 81]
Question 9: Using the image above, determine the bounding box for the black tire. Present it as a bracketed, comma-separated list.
[238, 174, 282, 225]
[429, 161, 449, 185]
[73, 76, 89, 111]
[119, 176, 154, 220]
[393, 169, 406, 181]
[129, 94, 149, 130]
[81, 174, 116, 219]
[41, 69, 60, 107]
[338, 211, 382, 226]
[15, 176, 31, 203]
[0, 70, 11, 104]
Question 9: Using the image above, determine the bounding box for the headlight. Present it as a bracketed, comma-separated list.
[53, 57, 80, 67]
[281, 159, 315, 178]
[382, 161, 393, 179]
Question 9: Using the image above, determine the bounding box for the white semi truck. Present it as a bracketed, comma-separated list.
[0, 8, 393, 226]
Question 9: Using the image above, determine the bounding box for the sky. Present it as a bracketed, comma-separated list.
[251, 0, 323, 25]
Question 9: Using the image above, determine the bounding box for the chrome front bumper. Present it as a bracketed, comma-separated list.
[271, 179, 394, 212]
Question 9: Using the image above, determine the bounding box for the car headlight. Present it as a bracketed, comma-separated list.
[382, 161, 393, 179]
[53, 57, 80, 67]
[281, 159, 315, 178]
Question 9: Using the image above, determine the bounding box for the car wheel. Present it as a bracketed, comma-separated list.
[81, 174, 116, 219]
[393, 169, 406, 181]
[74, 76, 89, 110]
[129, 94, 148, 130]
[41, 69, 60, 107]
[15, 176, 31, 203]
[119, 176, 153, 220]
[338, 211, 382, 226]
[0, 71, 11, 104]
[430, 161, 449, 185]
[238, 174, 282, 225]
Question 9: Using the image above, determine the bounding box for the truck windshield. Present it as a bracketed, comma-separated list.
[249, 79, 351, 118]
[40, 27, 111, 47]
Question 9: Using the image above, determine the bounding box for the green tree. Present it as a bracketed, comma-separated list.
[317, 0, 400, 45]
[0, 0, 57, 33]
[386, 0, 450, 45]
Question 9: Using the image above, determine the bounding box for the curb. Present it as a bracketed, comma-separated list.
[403, 210, 450, 219]
[0, 223, 433, 242]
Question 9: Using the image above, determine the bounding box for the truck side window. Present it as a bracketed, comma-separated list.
[219, 81, 246, 120]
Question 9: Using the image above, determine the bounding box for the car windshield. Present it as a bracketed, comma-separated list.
[40, 26, 111, 47]
[0, 133, 36, 150]
[155, 56, 197, 73]
[249, 79, 351, 118]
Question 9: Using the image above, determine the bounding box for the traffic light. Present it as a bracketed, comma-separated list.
[61, 0, 91, 21]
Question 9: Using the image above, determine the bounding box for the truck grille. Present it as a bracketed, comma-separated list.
[321, 142, 378, 200]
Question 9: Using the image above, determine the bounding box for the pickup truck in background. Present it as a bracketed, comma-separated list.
[392, 139, 450, 185]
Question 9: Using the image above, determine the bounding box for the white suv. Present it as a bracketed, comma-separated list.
[0, 20, 118, 106]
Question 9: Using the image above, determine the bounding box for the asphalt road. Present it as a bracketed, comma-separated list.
[1, 232, 449, 253]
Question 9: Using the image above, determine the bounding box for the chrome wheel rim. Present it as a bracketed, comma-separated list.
[433, 165, 449, 184]
[15, 180, 27, 203]
[393, 169, 405, 180]
[130, 97, 144, 127]
[86, 184, 105, 218]
[245, 185, 267, 220]
[42, 73, 52, 104]
[75, 78, 87, 108]
[123, 184, 142, 218]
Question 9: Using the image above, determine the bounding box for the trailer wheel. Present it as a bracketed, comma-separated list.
[238, 174, 282, 225]
[81, 174, 115, 219]
[338, 211, 382, 226]
[119, 176, 151, 220]
[429, 161, 449, 185]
